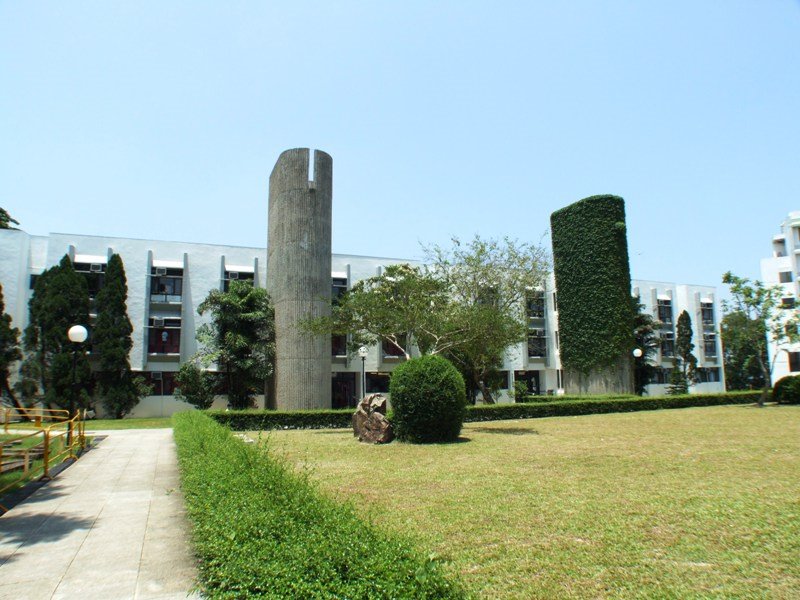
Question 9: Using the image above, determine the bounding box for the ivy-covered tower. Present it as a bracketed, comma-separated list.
[550, 195, 635, 395]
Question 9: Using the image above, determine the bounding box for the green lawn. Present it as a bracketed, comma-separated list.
[257, 405, 800, 599]
[84, 416, 173, 430]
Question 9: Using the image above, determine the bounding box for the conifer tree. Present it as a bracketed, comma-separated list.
[20, 256, 91, 409]
[93, 254, 145, 418]
[667, 310, 697, 395]
[0, 283, 24, 412]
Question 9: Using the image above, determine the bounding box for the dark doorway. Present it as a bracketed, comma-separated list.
[514, 370, 541, 397]
[332, 372, 357, 409]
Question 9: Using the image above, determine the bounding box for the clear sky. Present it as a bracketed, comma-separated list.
[1, 2, 798, 291]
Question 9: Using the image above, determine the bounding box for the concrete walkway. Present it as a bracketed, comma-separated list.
[0, 429, 198, 599]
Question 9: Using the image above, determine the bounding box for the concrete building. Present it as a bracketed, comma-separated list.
[0, 228, 726, 417]
[760, 211, 800, 382]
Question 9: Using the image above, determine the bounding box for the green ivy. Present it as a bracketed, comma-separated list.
[550, 195, 634, 373]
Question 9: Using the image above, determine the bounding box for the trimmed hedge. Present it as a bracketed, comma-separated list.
[208, 407, 354, 431]
[550, 195, 634, 374]
[208, 391, 762, 431]
[463, 391, 761, 422]
[390, 355, 467, 443]
[173, 411, 466, 599]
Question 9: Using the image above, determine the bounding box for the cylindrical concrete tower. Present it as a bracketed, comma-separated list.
[267, 148, 332, 410]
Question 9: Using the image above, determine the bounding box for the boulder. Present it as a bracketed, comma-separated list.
[352, 393, 394, 444]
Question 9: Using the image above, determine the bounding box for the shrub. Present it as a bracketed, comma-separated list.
[389, 355, 467, 443]
[773, 376, 800, 404]
[173, 411, 465, 599]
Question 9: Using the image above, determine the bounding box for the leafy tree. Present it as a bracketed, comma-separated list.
[0, 207, 19, 229]
[20, 256, 91, 409]
[632, 296, 660, 395]
[427, 236, 550, 403]
[0, 283, 25, 415]
[196, 280, 275, 410]
[721, 310, 768, 390]
[666, 310, 697, 395]
[175, 361, 218, 410]
[93, 254, 147, 418]
[307, 236, 550, 404]
[722, 271, 799, 406]
[308, 264, 453, 359]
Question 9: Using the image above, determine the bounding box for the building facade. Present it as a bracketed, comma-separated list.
[760, 211, 800, 382]
[0, 229, 726, 417]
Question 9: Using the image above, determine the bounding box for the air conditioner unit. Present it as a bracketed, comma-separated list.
[228, 271, 239, 280]
[152, 317, 164, 327]
[155, 267, 167, 276]
[151, 372, 162, 380]
[90, 263, 103, 273]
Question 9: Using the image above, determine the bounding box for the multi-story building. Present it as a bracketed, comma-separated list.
[760, 211, 800, 382]
[0, 229, 725, 416]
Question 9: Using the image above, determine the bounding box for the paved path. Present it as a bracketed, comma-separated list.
[0, 429, 198, 599]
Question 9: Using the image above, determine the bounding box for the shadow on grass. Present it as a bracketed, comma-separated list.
[470, 426, 539, 436]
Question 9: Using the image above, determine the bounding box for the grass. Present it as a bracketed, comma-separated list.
[256, 405, 800, 599]
[84, 416, 173, 430]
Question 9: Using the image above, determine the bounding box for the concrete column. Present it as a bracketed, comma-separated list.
[267, 149, 332, 410]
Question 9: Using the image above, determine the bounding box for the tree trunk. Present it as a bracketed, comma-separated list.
[1, 380, 33, 421]
[476, 376, 495, 404]
[755, 353, 769, 407]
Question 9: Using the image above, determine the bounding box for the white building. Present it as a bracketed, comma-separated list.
[0, 229, 725, 417]
[760, 211, 800, 382]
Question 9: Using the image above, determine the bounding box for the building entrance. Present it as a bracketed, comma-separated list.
[332, 372, 357, 409]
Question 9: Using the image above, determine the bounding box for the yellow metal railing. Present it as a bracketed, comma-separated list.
[0, 408, 87, 513]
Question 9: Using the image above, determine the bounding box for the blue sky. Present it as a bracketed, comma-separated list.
[1, 2, 798, 290]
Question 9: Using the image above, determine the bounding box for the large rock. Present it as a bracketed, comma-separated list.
[352, 394, 394, 444]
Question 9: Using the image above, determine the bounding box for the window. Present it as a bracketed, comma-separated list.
[781, 297, 796, 309]
[555, 331, 559, 350]
[779, 271, 793, 284]
[703, 334, 717, 357]
[789, 352, 800, 373]
[29, 274, 40, 290]
[696, 368, 721, 383]
[527, 330, 547, 358]
[552, 292, 558, 312]
[151, 267, 184, 301]
[332, 277, 347, 305]
[331, 335, 347, 357]
[700, 302, 715, 326]
[147, 317, 181, 354]
[654, 368, 672, 384]
[223, 270, 254, 291]
[486, 370, 509, 391]
[142, 371, 177, 395]
[557, 369, 563, 389]
[526, 292, 545, 320]
[382, 338, 405, 358]
[366, 372, 390, 393]
[657, 298, 673, 324]
[661, 332, 675, 357]
[74, 262, 106, 299]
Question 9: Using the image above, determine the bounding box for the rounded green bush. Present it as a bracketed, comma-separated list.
[772, 375, 800, 404]
[389, 354, 467, 443]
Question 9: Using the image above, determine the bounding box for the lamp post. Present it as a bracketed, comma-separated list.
[358, 346, 368, 400]
[67, 325, 88, 446]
